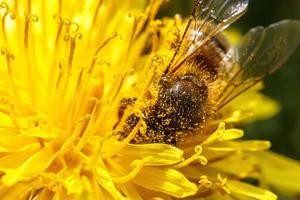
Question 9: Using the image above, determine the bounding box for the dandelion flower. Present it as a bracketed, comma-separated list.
[0, 0, 300, 200]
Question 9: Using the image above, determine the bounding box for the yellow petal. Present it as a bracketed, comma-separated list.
[0, 131, 38, 152]
[0, 183, 31, 200]
[120, 143, 184, 166]
[206, 140, 271, 152]
[253, 151, 300, 198]
[203, 123, 244, 145]
[95, 159, 126, 200]
[133, 166, 198, 198]
[227, 180, 277, 200]
[2, 142, 57, 186]
[0, 112, 14, 127]
[220, 91, 280, 124]
[117, 182, 143, 200]
[63, 175, 84, 195]
[0, 145, 39, 169]
[207, 153, 256, 178]
[196, 192, 235, 200]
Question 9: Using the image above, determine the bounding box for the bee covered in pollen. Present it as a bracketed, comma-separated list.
[114, 0, 300, 146]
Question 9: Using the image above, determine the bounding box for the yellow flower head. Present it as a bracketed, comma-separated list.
[0, 0, 300, 200]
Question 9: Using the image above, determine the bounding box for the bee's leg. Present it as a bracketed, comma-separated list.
[113, 97, 137, 130]
[117, 113, 140, 142]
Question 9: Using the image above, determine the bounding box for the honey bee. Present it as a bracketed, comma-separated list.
[115, 0, 300, 146]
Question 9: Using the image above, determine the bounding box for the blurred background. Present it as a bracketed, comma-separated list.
[159, 1, 300, 199]
[159, 0, 300, 160]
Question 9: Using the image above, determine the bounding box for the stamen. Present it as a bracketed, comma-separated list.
[1, 47, 15, 76]
[127, 14, 139, 55]
[88, 57, 111, 74]
[0, 2, 8, 10]
[27, 0, 32, 13]
[0, 97, 10, 114]
[53, 15, 64, 48]
[173, 145, 208, 169]
[78, 151, 90, 165]
[119, 119, 142, 145]
[70, 85, 104, 152]
[86, 137, 105, 170]
[69, 22, 79, 33]
[24, 14, 39, 49]
[48, 15, 65, 95]
[93, 32, 119, 56]
[150, 20, 162, 52]
[55, 62, 64, 89]
[91, 0, 103, 28]
[100, 120, 142, 160]
[76, 114, 91, 124]
[202, 122, 226, 145]
[216, 174, 230, 195]
[109, 74, 126, 105]
[112, 157, 151, 183]
[199, 175, 213, 189]
[58, 0, 62, 15]
[64, 32, 82, 72]
[63, 20, 80, 35]
[1, 2, 15, 44]
[37, 138, 45, 148]
[62, 19, 71, 33]
[74, 68, 85, 91]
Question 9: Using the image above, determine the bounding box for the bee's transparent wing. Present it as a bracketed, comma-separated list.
[165, 0, 249, 74]
[217, 20, 300, 109]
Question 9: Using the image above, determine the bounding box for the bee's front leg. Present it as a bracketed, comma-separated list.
[113, 97, 141, 143]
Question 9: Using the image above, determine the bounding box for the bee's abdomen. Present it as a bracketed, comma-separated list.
[143, 75, 208, 144]
[119, 75, 208, 145]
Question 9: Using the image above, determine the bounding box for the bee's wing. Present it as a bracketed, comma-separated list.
[165, 0, 249, 74]
[216, 20, 300, 109]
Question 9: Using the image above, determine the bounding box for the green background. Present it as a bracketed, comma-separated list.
[159, 0, 300, 160]
[159, 1, 300, 199]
